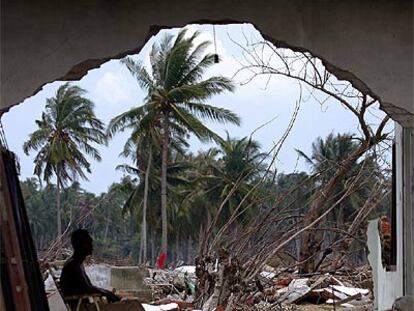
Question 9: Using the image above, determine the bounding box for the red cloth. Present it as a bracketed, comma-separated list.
[156, 252, 167, 269]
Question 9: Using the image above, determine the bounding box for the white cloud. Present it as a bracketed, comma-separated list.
[95, 71, 132, 104]
[183, 25, 228, 57]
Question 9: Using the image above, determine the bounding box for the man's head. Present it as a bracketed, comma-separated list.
[71, 229, 93, 256]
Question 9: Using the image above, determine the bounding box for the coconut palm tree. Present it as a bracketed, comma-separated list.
[108, 29, 240, 255]
[23, 83, 106, 237]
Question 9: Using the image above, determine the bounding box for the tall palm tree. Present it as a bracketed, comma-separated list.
[108, 29, 240, 255]
[23, 83, 106, 237]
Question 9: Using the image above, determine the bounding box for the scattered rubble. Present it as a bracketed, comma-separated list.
[143, 266, 197, 302]
[279, 278, 311, 304]
[141, 264, 372, 310]
[46, 263, 373, 310]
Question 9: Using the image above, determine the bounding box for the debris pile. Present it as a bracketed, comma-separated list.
[243, 265, 373, 310]
[144, 266, 197, 302]
[140, 264, 372, 310]
[45, 262, 372, 310]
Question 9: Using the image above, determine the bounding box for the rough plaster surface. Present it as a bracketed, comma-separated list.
[403, 128, 414, 296]
[367, 126, 405, 311]
[367, 219, 404, 311]
[110, 266, 149, 291]
[1, 0, 413, 124]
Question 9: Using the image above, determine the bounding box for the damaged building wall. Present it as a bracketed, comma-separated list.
[402, 127, 414, 296]
[367, 124, 414, 311]
[1, 0, 413, 308]
[367, 124, 404, 310]
[0, 0, 413, 125]
[367, 219, 402, 310]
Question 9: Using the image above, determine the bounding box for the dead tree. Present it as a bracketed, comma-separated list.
[231, 36, 391, 274]
[194, 36, 392, 310]
[196, 162, 380, 309]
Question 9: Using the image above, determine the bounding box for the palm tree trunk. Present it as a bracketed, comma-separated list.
[104, 214, 110, 241]
[142, 146, 152, 264]
[56, 174, 62, 238]
[161, 114, 169, 256]
[139, 229, 143, 264]
[187, 236, 192, 264]
[175, 232, 180, 263]
[151, 228, 156, 265]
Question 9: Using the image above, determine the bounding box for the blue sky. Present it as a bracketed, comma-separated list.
[1, 24, 391, 194]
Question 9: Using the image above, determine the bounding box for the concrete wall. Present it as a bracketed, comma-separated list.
[367, 126, 404, 310]
[402, 127, 414, 296]
[1, 0, 413, 126]
[367, 220, 403, 310]
[1, 1, 413, 308]
[367, 124, 414, 310]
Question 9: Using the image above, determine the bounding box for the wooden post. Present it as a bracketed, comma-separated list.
[0, 152, 32, 310]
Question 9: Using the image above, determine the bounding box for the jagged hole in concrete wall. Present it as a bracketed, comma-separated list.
[2, 23, 394, 276]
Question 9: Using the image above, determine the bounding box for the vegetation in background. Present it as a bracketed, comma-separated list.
[21, 30, 392, 278]
[23, 132, 390, 265]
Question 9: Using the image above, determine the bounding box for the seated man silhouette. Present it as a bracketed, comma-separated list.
[61, 229, 144, 311]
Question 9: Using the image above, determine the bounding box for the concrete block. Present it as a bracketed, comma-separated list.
[110, 266, 150, 291]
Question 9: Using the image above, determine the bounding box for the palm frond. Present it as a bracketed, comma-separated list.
[181, 102, 240, 125]
[107, 104, 150, 137]
[295, 148, 314, 166]
[169, 76, 235, 103]
[121, 57, 155, 93]
[170, 105, 222, 143]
